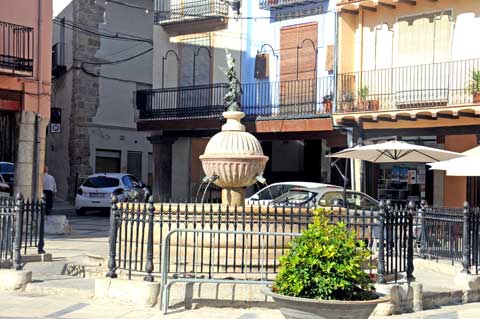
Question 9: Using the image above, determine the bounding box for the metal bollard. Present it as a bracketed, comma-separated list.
[13, 193, 24, 271]
[144, 196, 155, 282]
[461, 201, 471, 274]
[377, 200, 386, 284]
[106, 195, 119, 278]
[38, 194, 46, 254]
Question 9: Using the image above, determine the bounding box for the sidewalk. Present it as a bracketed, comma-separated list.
[0, 291, 479, 318]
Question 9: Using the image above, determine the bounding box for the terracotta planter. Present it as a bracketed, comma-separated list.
[322, 100, 332, 113]
[368, 99, 379, 111]
[263, 287, 389, 319]
[357, 101, 369, 111]
[473, 92, 480, 104]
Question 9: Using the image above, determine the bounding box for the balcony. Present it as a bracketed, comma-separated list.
[335, 58, 480, 114]
[0, 21, 34, 77]
[259, 0, 325, 10]
[154, 0, 229, 36]
[136, 76, 333, 122]
[52, 43, 67, 77]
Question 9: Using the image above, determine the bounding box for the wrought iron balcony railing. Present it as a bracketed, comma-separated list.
[155, 0, 229, 25]
[336, 58, 480, 113]
[0, 21, 34, 76]
[136, 76, 334, 121]
[260, 0, 325, 10]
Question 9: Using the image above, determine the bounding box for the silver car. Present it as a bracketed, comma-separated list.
[272, 186, 379, 211]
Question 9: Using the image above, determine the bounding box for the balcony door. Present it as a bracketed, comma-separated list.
[279, 22, 318, 115]
[395, 11, 453, 108]
[178, 35, 213, 116]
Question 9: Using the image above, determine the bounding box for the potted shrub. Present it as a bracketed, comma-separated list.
[322, 94, 333, 113]
[358, 86, 369, 111]
[263, 209, 389, 319]
[467, 70, 480, 103]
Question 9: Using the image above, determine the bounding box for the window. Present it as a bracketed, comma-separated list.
[346, 192, 378, 210]
[257, 185, 283, 200]
[82, 176, 119, 188]
[122, 175, 143, 188]
[95, 150, 121, 173]
[319, 191, 344, 207]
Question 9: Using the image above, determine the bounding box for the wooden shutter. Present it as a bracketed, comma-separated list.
[279, 23, 318, 115]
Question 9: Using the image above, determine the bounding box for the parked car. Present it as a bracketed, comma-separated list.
[0, 162, 14, 194]
[0, 174, 10, 198]
[75, 173, 149, 215]
[245, 182, 329, 206]
[272, 186, 379, 211]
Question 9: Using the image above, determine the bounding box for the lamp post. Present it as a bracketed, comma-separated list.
[296, 38, 317, 81]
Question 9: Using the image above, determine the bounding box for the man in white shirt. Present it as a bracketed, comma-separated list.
[43, 166, 57, 215]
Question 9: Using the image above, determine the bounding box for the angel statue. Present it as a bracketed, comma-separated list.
[224, 50, 243, 112]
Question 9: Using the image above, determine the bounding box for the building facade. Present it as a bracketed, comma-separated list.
[0, 0, 53, 199]
[138, 0, 346, 201]
[334, 0, 480, 206]
[48, 0, 154, 200]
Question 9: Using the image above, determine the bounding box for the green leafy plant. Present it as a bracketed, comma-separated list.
[467, 70, 480, 95]
[273, 209, 376, 301]
[358, 86, 369, 102]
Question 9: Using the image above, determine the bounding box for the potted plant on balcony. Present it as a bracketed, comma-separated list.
[263, 209, 389, 319]
[358, 85, 369, 111]
[467, 70, 480, 104]
[322, 94, 333, 113]
[340, 90, 355, 112]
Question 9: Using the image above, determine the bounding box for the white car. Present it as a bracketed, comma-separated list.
[0, 174, 10, 198]
[245, 182, 331, 206]
[75, 173, 147, 215]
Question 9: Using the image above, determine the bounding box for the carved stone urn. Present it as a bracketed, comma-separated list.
[199, 111, 268, 206]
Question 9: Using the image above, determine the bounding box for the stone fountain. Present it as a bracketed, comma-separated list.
[199, 52, 269, 206]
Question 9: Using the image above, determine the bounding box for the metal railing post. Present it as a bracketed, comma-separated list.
[419, 200, 427, 258]
[13, 193, 24, 270]
[144, 196, 155, 282]
[461, 201, 471, 274]
[377, 200, 386, 284]
[37, 193, 46, 254]
[407, 201, 415, 282]
[106, 195, 119, 278]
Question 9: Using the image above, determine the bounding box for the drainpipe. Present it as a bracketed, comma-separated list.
[333, 10, 339, 112]
[32, 0, 43, 199]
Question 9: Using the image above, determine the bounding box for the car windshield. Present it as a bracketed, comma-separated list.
[82, 176, 119, 188]
[272, 190, 316, 206]
[0, 163, 14, 173]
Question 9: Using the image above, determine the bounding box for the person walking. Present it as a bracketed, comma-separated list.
[43, 166, 57, 215]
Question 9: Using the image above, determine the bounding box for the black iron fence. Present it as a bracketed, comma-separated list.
[337, 58, 480, 113]
[0, 194, 45, 269]
[0, 21, 34, 76]
[420, 202, 480, 274]
[105, 197, 415, 285]
[154, 0, 229, 25]
[136, 76, 334, 121]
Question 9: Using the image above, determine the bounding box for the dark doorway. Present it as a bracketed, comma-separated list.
[0, 111, 17, 163]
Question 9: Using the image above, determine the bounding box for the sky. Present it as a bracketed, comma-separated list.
[53, 0, 72, 17]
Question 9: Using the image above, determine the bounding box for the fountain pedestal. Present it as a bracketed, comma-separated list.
[222, 188, 245, 207]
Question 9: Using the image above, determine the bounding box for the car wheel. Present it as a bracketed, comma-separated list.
[76, 208, 86, 216]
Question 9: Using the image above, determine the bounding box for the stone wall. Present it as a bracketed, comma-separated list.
[68, 0, 105, 199]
